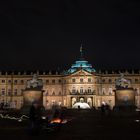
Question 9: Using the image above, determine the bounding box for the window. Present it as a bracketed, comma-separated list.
[88, 88, 92, 93]
[72, 79, 76, 83]
[88, 78, 92, 83]
[72, 87, 76, 94]
[46, 92, 48, 96]
[80, 87, 84, 94]
[52, 79, 55, 84]
[109, 79, 112, 83]
[1, 89, 5, 95]
[52, 91, 55, 95]
[109, 88, 112, 95]
[21, 89, 24, 94]
[102, 88, 106, 95]
[14, 80, 18, 84]
[14, 89, 18, 96]
[80, 78, 83, 83]
[2, 80, 5, 83]
[59, 92, 61, 95]
[102, 79, 105, 83]
[46, 80, 49, 84]
[8, 80, 12, 84]
[8, 89, 11, 96]
[135, 79, 138, 83]
[58, 79, 62, 83]
[21, 80, 24, 84]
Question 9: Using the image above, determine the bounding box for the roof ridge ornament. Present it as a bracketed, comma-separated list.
[80, 44, 83, 59]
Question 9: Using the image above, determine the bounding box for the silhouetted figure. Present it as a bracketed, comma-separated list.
[29, 103, 42, 134]
[101, 104, 105, 116]
[78, 105, 80, 110]
[0, 102, 4, 110]
[105, 104, 111, 116]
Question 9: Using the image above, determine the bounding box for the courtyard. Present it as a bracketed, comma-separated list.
[0, 109, 140, 140]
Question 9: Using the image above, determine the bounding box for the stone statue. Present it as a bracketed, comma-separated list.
[26, 74, 43, 90]
[115, 73, 131, 89]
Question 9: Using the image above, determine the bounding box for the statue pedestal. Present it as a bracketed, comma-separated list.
[21, 89, 44, 115]
[114, 88, 136, 110]
[115, 88, 135, 107]
[113, 88, 137, 117]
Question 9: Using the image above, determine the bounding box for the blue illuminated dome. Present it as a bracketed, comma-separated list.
[66, 58, 96, 74]
[65, 46, 96, 75]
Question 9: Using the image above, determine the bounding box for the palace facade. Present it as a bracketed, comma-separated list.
[0, 56, 140, 109]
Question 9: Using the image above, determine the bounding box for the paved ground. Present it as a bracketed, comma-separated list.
[0, 110, 140, 140]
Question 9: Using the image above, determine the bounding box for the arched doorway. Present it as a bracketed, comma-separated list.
[71, 97, 77, 107]
[87, 98, 92, 107]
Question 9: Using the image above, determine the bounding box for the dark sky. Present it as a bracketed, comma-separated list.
[0, 0, 140, 71]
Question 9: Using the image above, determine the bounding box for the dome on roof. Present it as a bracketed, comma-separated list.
[64, 47, 96, 75]
[72, 102, 91, 109]
[65, 59, 96, 74]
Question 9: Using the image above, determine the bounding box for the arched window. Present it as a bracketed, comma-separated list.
[80, 87, 84, 94]
[88, 87, 92, 93]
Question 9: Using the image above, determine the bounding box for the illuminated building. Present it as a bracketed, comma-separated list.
[0, 49, 140, 109]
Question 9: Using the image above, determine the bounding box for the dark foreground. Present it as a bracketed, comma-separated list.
[0, 110, 140, 140]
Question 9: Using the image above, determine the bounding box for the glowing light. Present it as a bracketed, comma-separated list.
[73, 102, 90, 109]
[135, 120, 140, 122]
[0, 114, 29, 121]
[50, 118, 68, 124]
[51, 118, 62, 123]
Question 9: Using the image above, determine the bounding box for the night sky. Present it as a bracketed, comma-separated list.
[0, 0, 140, 71]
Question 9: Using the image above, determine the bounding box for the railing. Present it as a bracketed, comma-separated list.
[70, 91, 95, 95]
